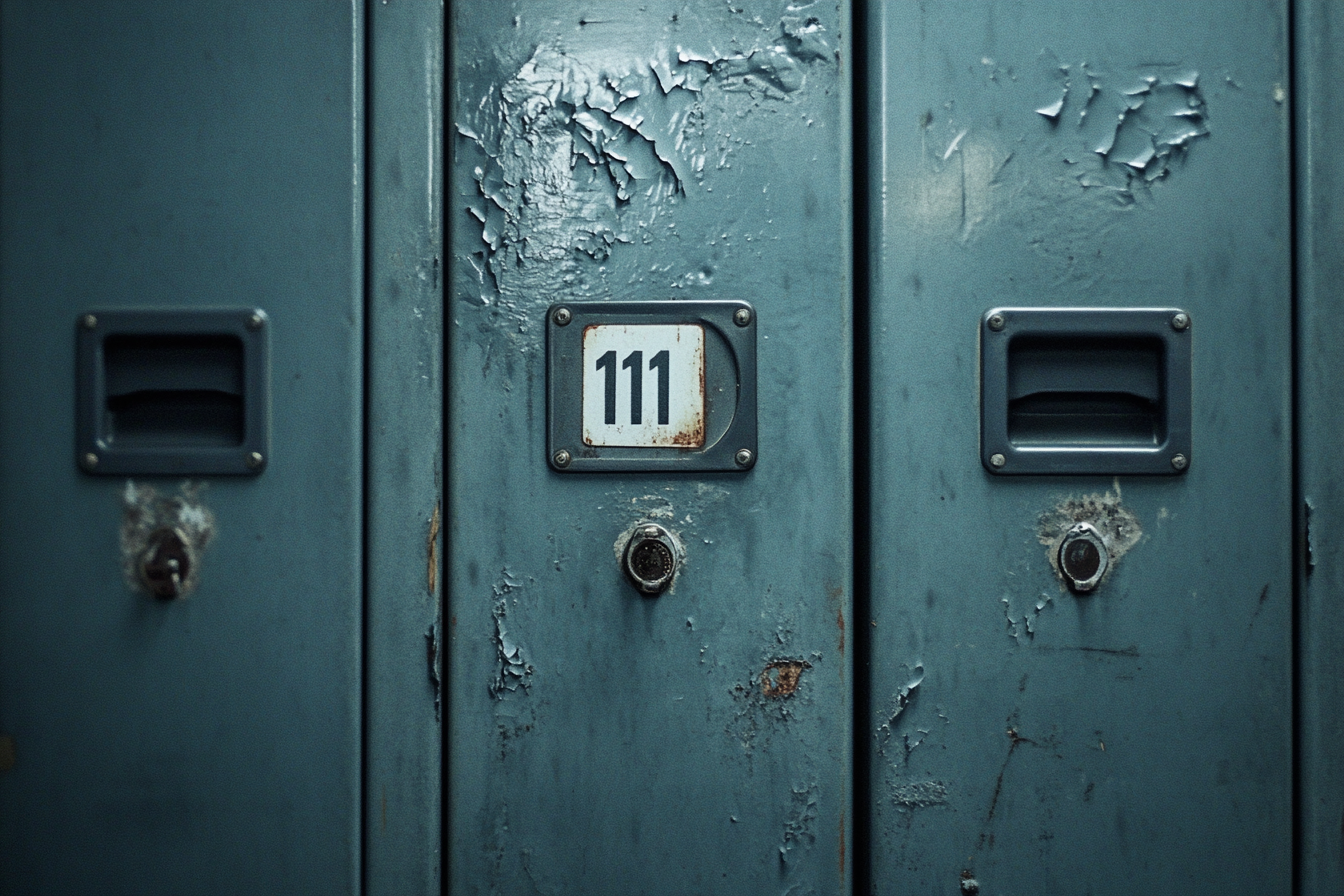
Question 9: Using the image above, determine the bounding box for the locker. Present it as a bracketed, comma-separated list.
[861, 3, 1293, 893]
[447, 3, 852, 892]
[2, 1, 1343, 894]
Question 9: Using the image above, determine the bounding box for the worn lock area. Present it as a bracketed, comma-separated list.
[1038, 489, 1141, 592]
[120, 481, 215, 599]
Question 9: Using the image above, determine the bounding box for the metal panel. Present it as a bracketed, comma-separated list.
[862, 3, 1292, 893]
[449, 2, 851, 893]
[0, 3, 363, 893]
[363, 0, 444, 891]
[1294, 1, 1344, 893]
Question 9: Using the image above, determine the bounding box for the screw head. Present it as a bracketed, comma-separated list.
[733, 307, 752, 327]
[987, 313, 1005, 331]
[552, 307, 572, 326]
[1171, 312, 1191, 331]
[553, 449, 572, 468]
[81, 451, 99, 470]
[989, 453, 1006, 468]
[734, 448, 754, 467]
[1171, 453, 1188, 471]
[245, 451, 265, 469]
[246, 312, 265, 330]
[81, 314, 98, 330]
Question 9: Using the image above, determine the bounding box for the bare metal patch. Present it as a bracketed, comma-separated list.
[120, 481, 215, 598]
[761, 659, 810, 698]
[1038, 487, 1142, 588]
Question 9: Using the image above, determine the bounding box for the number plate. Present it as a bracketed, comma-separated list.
[547, 302, 756, 472]
[582, 325, 705, 448]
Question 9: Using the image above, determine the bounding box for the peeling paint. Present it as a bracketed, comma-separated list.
[454, 11, 836, 351]
[1038, 488, 1142, 592]
[1038, 53, 1210, 203]
[779, 782, 818, 865]
[119, 481, 215, 598]
[876, 664, 926, 760]
[491, 570, 533, 697]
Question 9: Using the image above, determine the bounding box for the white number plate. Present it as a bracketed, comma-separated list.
[581, 324, 705, 448]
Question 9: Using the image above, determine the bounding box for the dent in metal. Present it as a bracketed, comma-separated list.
[119, 481, 215, 598]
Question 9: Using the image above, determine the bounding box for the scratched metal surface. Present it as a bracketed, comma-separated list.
[1295, 1, 1344, 893]
[448, 2, 852, 893]
[0, 3, 363, 893]
[863, 3, 1292, 894]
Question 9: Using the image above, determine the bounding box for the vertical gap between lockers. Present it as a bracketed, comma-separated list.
[359, 0, 372, 891]
[1287, 0, 1302, 893]
[850, 2, 874, 895]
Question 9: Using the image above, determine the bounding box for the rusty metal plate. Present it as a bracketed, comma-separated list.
[547, 301, 756, 472]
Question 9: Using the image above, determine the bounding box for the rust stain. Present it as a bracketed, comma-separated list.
[837, 605, 845, 656]
[0, 735, 14, 772]
[426, 502, 441, 595]
[761, 659, 811, 698]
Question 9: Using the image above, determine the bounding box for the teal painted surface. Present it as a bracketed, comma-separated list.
[363, 1, 444, 892]
[0, 3, 364, 893]
[448, 2, 852, 893]
[1295, 2, 1344, 893]
[862, 2, 1292, 894]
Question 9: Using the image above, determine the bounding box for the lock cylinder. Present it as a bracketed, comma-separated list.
[623, 523, 678, 595]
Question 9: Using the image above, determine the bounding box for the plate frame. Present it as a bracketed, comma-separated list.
[547, 301, 756, 473]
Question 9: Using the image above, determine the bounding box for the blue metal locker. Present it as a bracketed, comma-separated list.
[861, 2, 1293, 893]
[448, 2, 852, 893]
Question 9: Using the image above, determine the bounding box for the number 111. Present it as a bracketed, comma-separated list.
[595, 349, 670, 425]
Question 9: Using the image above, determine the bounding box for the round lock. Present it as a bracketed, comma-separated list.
[1058, 522, 1108, 593]
[140, 527, 193, 599]
[623, 523, 678, 595]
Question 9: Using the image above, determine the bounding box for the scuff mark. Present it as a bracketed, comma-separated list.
[761, 659, 811, 698]
[1040, 54, 1210, 203]
[892, 780, 949, 809]
[977, 723, 1036, 851]
[490, 570, 533, 697]
[779, 782, 819, 865]
[1038, 488, 1142, 591]
[119, 481, 215, 598]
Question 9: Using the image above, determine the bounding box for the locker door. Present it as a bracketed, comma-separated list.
[861, 3, 1292, 893]
[448, 2, 852, 892]
[0, 3, 364, 893]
